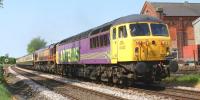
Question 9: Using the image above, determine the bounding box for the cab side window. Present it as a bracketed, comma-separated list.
[118, 26, 127, 38]
[113, 28, 116, 40]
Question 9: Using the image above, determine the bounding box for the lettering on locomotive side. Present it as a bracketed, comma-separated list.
[119, 41, 126, 50]
[59, 47, 80, 63]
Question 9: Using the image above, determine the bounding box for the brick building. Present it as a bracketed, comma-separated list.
[141, 1, 200, 60]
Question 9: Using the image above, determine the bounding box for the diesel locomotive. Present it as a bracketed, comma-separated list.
[16, 14, 178, 85]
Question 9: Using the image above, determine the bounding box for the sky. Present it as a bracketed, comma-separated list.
[0, 0, 199, 58]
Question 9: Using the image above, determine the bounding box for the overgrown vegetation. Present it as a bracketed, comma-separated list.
[0, 84, 11, 100]
[164, 74, 200, 85]
[0, 64, 3, 82]
[0, 64, 11, 100]
[0, 56, 16, 64]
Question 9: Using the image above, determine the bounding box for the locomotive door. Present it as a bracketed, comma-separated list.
[110, 27, 118, 63]
[117, 25, 128, 61]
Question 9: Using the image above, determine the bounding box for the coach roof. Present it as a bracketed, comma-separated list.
[112, 14, 162, 25]
[58, 14, 162, 44]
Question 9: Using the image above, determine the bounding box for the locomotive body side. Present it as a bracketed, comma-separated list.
[56, 31, 111, 65]
[34, 44, 56, 72]
[80, 31, 110, 64]
[17, 14, 178, 84]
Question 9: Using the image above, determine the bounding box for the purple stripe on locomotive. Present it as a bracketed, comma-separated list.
[79, 38, 110, 64]
[56, 32, 111, 64]
[80, 59, 110, 64]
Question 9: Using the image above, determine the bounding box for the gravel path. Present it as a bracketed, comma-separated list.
[7, 66, 70, 100]
[15, 66, 171, 100]
[13, 67, 125, 100]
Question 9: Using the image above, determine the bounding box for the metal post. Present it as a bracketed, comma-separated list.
[193, 49, 197, 69]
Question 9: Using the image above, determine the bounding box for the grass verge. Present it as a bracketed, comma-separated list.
[164, 74, 200, 86]
[0, 84, 11, 100]
[0, 64, 11, 100]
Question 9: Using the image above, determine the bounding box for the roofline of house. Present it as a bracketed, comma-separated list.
[148, 1, 200, 4]
[140, 1, 154, 14]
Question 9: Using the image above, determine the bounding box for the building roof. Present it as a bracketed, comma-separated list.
[58, 14, 162, 44]
[149, 1, 200, 16]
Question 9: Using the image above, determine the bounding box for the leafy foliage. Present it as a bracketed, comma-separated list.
[0, 64, 3, 82]
[0, 56, 16, 64]
[27, 37, 47, 54]
[0, 0, 3, 7]
[0, 64, 11, 100]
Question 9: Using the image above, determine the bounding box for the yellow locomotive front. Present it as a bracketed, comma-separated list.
[110, 22, 170, 62]
[131, 22, 170, 61]
[110, 21, 178, 82]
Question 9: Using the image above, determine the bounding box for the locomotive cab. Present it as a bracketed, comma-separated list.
[110, 22, 178, 82]
[110, 22, 170, 62]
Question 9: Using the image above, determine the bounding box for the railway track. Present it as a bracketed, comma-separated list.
[164, 88, 200, 100]
[12, 66, 200, 100]
[11, 66, 125, 100]
[129, 86, 200, 100]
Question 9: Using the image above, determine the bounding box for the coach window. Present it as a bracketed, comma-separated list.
[90, 36, 100, 49]
[96, 36, 100, 48]
[118, 26, 127, 38]
[103, 34, 109, 46]
[113, 28, 116, 39]
[93, 38, 96, 48]
[90, 38, 94, 48]
[100, 35, 104, 47]
[90, 39, 93, 48]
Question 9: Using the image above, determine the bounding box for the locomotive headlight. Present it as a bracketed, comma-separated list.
[161, 41, 169, 46]
[161, 41, 165, 45]
[135, 47, 139, 56]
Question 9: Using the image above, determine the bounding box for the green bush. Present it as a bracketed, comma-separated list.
[0, 84, 11, 100]
[164, 74, 200, 84]
[0, 64, 11, 100]
[0, 65, 3, 82]
[0, 56, 16, 64]
[176, 74, 200, 84]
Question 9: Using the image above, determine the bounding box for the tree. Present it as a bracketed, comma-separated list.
[27, 37, 47, 54]
[0, 0, 3, 8]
